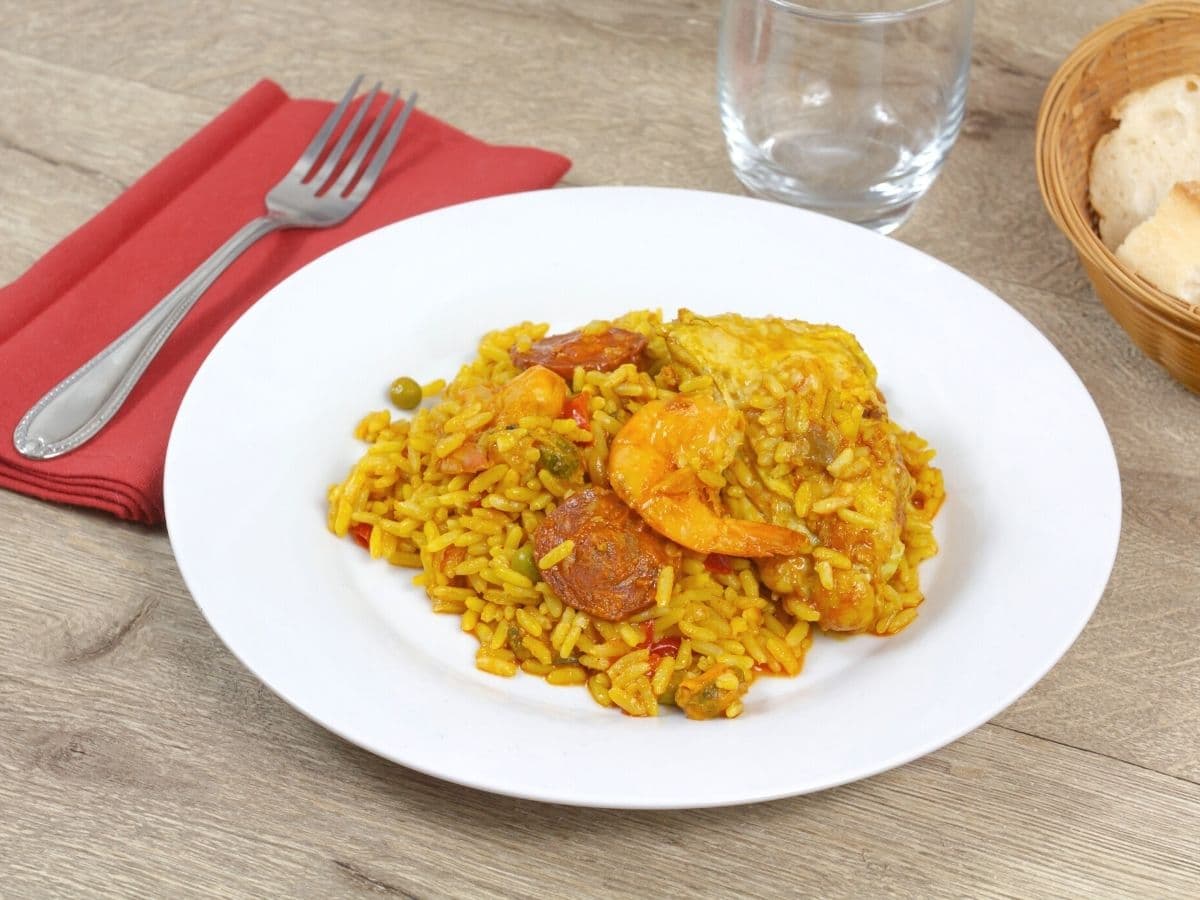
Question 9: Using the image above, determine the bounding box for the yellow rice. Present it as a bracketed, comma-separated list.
[327, 310, 944, 719]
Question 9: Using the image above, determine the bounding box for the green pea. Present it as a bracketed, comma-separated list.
[536, 433, 580, 479]
[389, 376, 422, 410]
[512, 545, 540, 583]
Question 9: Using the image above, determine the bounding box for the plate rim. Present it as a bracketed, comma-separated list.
[165, 185, 1123, 808]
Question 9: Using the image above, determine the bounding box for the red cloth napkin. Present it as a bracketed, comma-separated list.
[0, 79, 570, 524]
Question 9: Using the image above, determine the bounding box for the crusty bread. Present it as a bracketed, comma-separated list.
[1089, 73, 1200, 250]
[1116, 180, 1200, 303]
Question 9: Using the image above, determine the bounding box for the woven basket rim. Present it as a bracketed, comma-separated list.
[1035, 0, 1200, 327]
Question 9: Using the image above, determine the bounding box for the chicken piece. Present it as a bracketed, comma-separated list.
[660, 310, 914, 634]
[663, 309, 878, 402]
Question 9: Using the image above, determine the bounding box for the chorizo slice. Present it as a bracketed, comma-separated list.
[511, 328, 647, 378]
[534, 486, 675, 622]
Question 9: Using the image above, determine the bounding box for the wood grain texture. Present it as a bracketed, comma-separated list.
[2, 0, 1198, 896]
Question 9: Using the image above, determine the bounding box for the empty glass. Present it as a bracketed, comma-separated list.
[718, 0, 974, 233]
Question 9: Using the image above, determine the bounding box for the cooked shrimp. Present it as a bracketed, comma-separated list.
[437, 366, 567, 474]
[494, 364, 567, 425]
[438, 441, 490, 475]
[511, 327, 647, 378]
[607, 395, 810, 557]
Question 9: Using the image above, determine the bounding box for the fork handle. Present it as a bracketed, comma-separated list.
[13, 215, 283, 460]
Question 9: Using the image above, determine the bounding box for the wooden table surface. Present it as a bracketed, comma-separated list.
[2, 1, 1198, 896]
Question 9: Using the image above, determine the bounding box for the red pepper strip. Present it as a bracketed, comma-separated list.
[648, 636, 682, 667]
[563, 393, 591, 432]
[641, 623, 682, 674]
[648, 633, 686, 662]
[704, 553, 733, 575]
[349, 522, 372, 549]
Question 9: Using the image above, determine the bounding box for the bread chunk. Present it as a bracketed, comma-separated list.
[1116, 180, 1200, 303]
[1090, 74, 1200, 250]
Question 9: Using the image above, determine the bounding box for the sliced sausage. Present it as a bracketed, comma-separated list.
[534, 486, 675, 622]
[510, 328, 647, 378]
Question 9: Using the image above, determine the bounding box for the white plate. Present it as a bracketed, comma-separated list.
[165, 187, 1121, 809]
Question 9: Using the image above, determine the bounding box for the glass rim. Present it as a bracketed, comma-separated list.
[760, 0, 966, 24]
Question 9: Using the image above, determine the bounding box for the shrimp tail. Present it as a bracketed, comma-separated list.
[705, 519, 812, 557]
[632, 487, 810, 558]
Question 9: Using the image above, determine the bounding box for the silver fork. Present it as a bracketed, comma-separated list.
[14, 76, 417, 460]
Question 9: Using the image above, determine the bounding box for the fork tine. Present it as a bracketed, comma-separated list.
[330, 89, 399, 196]
[346, 91, 417, 201]
[308, 81, 380, 188]
[286, 75, 363, 179]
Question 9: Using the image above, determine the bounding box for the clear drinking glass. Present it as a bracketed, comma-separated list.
[718, 0, 974, 233]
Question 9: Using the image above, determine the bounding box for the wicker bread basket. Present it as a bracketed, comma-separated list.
[1036, 0, 1200, 392]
